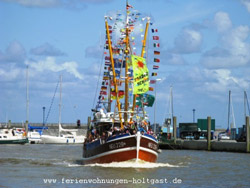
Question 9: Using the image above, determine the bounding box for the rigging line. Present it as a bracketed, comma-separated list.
[91, 38, 105, 113]
[45, 79, 60, 124]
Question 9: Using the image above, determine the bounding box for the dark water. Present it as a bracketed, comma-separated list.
[0, 144, 249, 188]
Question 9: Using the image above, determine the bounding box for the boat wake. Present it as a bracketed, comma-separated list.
[81, 159, 185, 168]
[0, 157, 187, 168]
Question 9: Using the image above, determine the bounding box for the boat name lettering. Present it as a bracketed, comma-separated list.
[148, 142, 157, 150]
[109, 142, 126, 149]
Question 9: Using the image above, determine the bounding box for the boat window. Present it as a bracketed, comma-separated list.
[4, 136, 7, 138]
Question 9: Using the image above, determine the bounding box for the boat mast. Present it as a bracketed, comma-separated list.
[124, 0, 130, 125]
[227, 90, 231, 130]
[59, 75, 62, 135]
[105, 17, 124, 129]
[130, 16, 150, 122]
[26, 65, 29, 122]
[244, 91, 250, 117]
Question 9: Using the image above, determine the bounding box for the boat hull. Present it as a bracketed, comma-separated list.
[0, 138, 28, 144]
[82, 133, 158, 164]
[41, 135, 85, 144]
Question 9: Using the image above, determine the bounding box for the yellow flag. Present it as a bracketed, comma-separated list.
[131, 55, 149, 94]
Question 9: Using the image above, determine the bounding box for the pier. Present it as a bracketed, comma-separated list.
[159, 140, 247, 153]
[159, 116, 250, 153]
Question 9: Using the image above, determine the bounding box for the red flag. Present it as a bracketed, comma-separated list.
[150, 80, 156, 84]
[154, 58, 160, 63]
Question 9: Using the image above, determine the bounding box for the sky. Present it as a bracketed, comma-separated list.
[0, 0, 250, 129]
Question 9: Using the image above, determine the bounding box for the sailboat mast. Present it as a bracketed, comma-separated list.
[170, 86, 174, 127]
[244, 91, 247, 118]
[26, 65, 29, 122]
[59, 75, 62, 125]
[227, 90, 231, 129]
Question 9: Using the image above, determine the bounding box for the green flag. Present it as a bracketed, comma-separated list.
[131, 55, 149, 94]
[136, 94, 155, 107]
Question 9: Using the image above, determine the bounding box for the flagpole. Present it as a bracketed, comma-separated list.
[124, 0, 130, 125]
[105, 17, 124, 129]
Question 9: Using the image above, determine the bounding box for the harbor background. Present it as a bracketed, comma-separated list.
[0, 144, 249, 188]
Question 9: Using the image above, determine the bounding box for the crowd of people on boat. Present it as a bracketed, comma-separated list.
[85, 120, 156, 145]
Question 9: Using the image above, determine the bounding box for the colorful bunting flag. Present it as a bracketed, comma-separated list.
[151, 29, 158, 33]
[153, 43, 160, 47]
[152, 73, 158, 76]
[154, 58, 160, 63]
[105, 61, 111, 66]
[153, 65, 159, 69]
[103, 76, 109, 80]
[101, 86, 107, 90]
[153, 36, 159, 40]
[154, 51, 160, 55]
[149, 87, 154, 91]
[150, 80, 156, 84]
[103, 72, 109, 76]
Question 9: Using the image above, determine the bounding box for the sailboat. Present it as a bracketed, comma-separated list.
[41, 76, 85, 144]
[82, 1, 161, 164]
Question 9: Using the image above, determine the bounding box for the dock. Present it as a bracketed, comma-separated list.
[159, 139, 247, 153]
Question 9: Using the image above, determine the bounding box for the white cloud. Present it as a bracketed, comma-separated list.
[171, 28, 202, 54]
[30, 43, 66, 56]
[0, 67, 21, 81]
[26, 57, 83, 80]
[202, 69, 249, 93]
[0, 41, 26, 63]
[201, 13, 250, 69]
[214, 12, 232, 33]
[162, 52, 185, 65]
[222, 25, 250, 56]
[241, 0, 250, 12]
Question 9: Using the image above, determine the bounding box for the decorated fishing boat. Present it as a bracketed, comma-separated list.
[82, 1, 161, 164]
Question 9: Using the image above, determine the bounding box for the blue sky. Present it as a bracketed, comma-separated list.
[0, 0, 250, 129]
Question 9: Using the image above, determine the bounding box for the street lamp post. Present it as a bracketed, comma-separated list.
[43, 107, 46, 126]
[193, 109, 196, 123]
[154, 78, 161, 133]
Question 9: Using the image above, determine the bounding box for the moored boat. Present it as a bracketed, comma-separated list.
[82, 1, 161, 164]
[0, 128, 28, 144]
[40, 76, 85, 144]
[40, 123, 85, 144]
